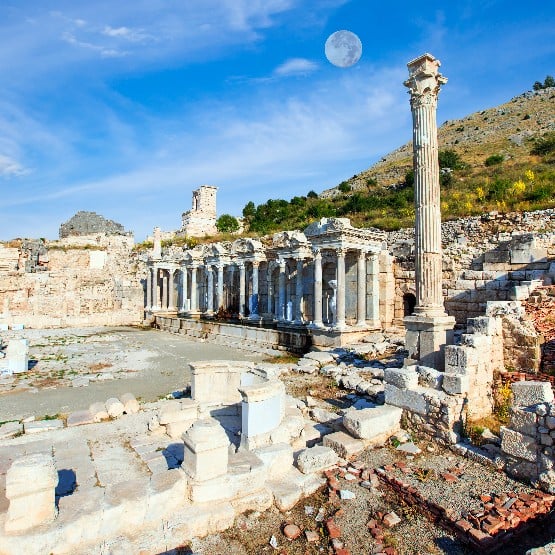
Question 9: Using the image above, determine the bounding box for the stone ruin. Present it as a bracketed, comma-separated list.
[59, 211, 127, 239]
[180, 185, 218, 237]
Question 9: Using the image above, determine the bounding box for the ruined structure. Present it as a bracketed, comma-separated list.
[180, 185, 218, 237]
[59, 211, 127, 238]
[146, 217, 389, 349]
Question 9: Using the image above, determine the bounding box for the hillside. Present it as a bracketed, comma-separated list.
[240, 86, 555, 234]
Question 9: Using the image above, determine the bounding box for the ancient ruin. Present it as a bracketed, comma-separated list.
[1, 53, 555, 554]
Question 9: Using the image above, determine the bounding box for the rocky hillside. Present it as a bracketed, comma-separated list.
[320, 87, 555, 197]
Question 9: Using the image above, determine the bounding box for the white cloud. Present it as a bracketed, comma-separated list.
[274, 58, 318, 76]
[102, 26, 151, 43]
[0, 154, 29, 177]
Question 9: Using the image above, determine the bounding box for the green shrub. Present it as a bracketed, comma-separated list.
[216, 214, 240, 233]
[438, 149, 463, 170]
[307, 190, 318, 198]
[338, 181, 351, 193]
[485, 154, 504, 166]
[531, 132, 555, 156]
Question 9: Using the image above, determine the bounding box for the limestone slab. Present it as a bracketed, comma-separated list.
[342, 405, 402, 441]
[296, 446, 338, 474]
[24, 419, 64, 434]
[384, 368, 418, 389]
[323, 431, 365, 459]
[511, 381, 554, 407]
[501, 427, 538, 462]
[67, 410, 95, 427]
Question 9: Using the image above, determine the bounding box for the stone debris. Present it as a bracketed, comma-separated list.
[0, 421, 22, 439]
[382, 511, 401, 528]
[67, 410, 95, 427]
[296, 446, 339, 474]
[282, 523, 302, 540]
[105, 397, 125, 418]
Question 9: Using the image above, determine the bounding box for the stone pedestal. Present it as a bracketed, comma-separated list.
[404, 314, 455, 370]
[5, 453, 59, 532]
[6, 339, 29, 374]
[182, 418, 229, 482]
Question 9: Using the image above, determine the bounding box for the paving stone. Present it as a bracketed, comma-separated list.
[67, 410, 94, 427]
[0, 421, 23, 439]
[24, 419, 64, 434]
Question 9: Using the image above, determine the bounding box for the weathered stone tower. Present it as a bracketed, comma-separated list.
[180, 185, 218, 237]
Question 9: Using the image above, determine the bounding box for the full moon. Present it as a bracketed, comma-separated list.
[325, 30, 362, 68]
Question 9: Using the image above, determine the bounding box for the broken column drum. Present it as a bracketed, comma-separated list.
[403, 53, 455, 369]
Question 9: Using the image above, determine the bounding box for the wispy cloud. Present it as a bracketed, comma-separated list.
[0, 155, 29, 177]
[274, 58, 318, 76]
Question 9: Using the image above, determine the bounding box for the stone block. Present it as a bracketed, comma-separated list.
[466, 316, 500, 337]
[0, 421, 23, 440]
[342, 405, 402, 440]
[303, 351, 335, 365]
[159, 400, 198, 424]
[105, 397, 125, 418]
[323, 431, 365, 459]
[166, 419, 195, 439]
[253, 443, 294, 479]
[230, 488, 274, 514]
[67, 410, 95, 427]
[442, 374, 470, 395]
[100, 478, 148, 537]
[417, 366, 444, 389]
[384, 368, 418, 389]
[6, 339, 29, 374]
[511, 381, 554, 407]
[501, 427, 538, 462]
[182, 418, 229, 482]
[445, 345, 478, 371]
[89, 401, 109, 422]
[189, 474, 231, 503]
[384, 384, 427, 415]
[24, 419, 64, 434]
[510, 407, 537, 436]
[5, 453, 59, 532]
[119, 392, 139, 414]
[296, 446, 338, 474]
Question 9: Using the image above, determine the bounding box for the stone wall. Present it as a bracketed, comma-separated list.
[0, 234, 144, 328]
[388, 209, 555, 325]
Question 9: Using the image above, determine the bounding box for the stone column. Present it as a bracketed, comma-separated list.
[238, 262, 246, 317]
[168, 268, 176, 311]
[146, 266, 152, 311]
[335, 249, 346, 329]
[217, 264, 224, 311]
[294, 258, 304, 324]
[278, 260, 286, 321]
[189, 264, 198, 313]
[356, 250, 367, 327]
[250, 261, 260, 318]
[312, 249, 324, 328]
[267, 268, 274, 317]
[403, 53, 454, 369]
[180, 266, 188, 311]
[205, 266, 214, 314]
[161, 270, 169, 310]
[367, 253, 381, 328]
[152, 226, 162, 259]
[152, 267, 161, 311]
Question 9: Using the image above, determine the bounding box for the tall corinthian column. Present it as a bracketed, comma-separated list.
[217, 264, 224, 312]
[312, 249, 323, 328]
[238, 262, 246, 317]
[146, 267, 152, 312]
[403, 53, 454, 369]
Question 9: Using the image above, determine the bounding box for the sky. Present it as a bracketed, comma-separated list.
[0, 0, 554, 241]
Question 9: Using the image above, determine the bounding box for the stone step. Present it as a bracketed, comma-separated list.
[342, 405, 402, 443]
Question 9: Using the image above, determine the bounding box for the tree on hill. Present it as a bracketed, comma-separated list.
[533, 75, 555, 90]
[216, 214, 240, 233]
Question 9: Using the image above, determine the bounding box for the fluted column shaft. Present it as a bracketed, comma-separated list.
[168, 269, 176, 310]
[217, 265, 224, 311]
[406, 54, 447, 317]
[267, 270, 273, 316]
[367, 253, 381, 327]
[250, 262, 260, 318]
[294, 258, 304, 323]
[336, 249, 346, 328]
[278, 260, 286, 321]
[206, 266, 214, 313]
[180, 267, 188, 311]
[146, 267, 152, 311]
[312, 250, 323, 327]
[153, 267, 161, 310]
[162, 271, 169, 310]
[189, 265, 198, 312]
[356, 250, 366, 326]
[239, 263, 246, 317]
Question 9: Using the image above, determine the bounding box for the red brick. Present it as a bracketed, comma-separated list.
[455, 519, 472, 533]
[468, 528, 493, 544]
[482, 518, 504, 535]
[334, 549, 351, 555]
[480, 494, 492, 503]
[441, 472, 458, 483]
[366, 519, 378, 530]
[328, 477, 340, 491]
[325, 518, 341, 539]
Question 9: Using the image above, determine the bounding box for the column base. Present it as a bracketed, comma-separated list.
[404, 313, 455, 371]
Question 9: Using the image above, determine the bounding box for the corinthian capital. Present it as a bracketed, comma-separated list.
[404, 53, 447, 107]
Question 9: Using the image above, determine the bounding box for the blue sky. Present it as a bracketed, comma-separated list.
[0, 0, 553, 241]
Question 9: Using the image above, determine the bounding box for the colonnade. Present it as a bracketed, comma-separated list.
[145, 247, 381, 330]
